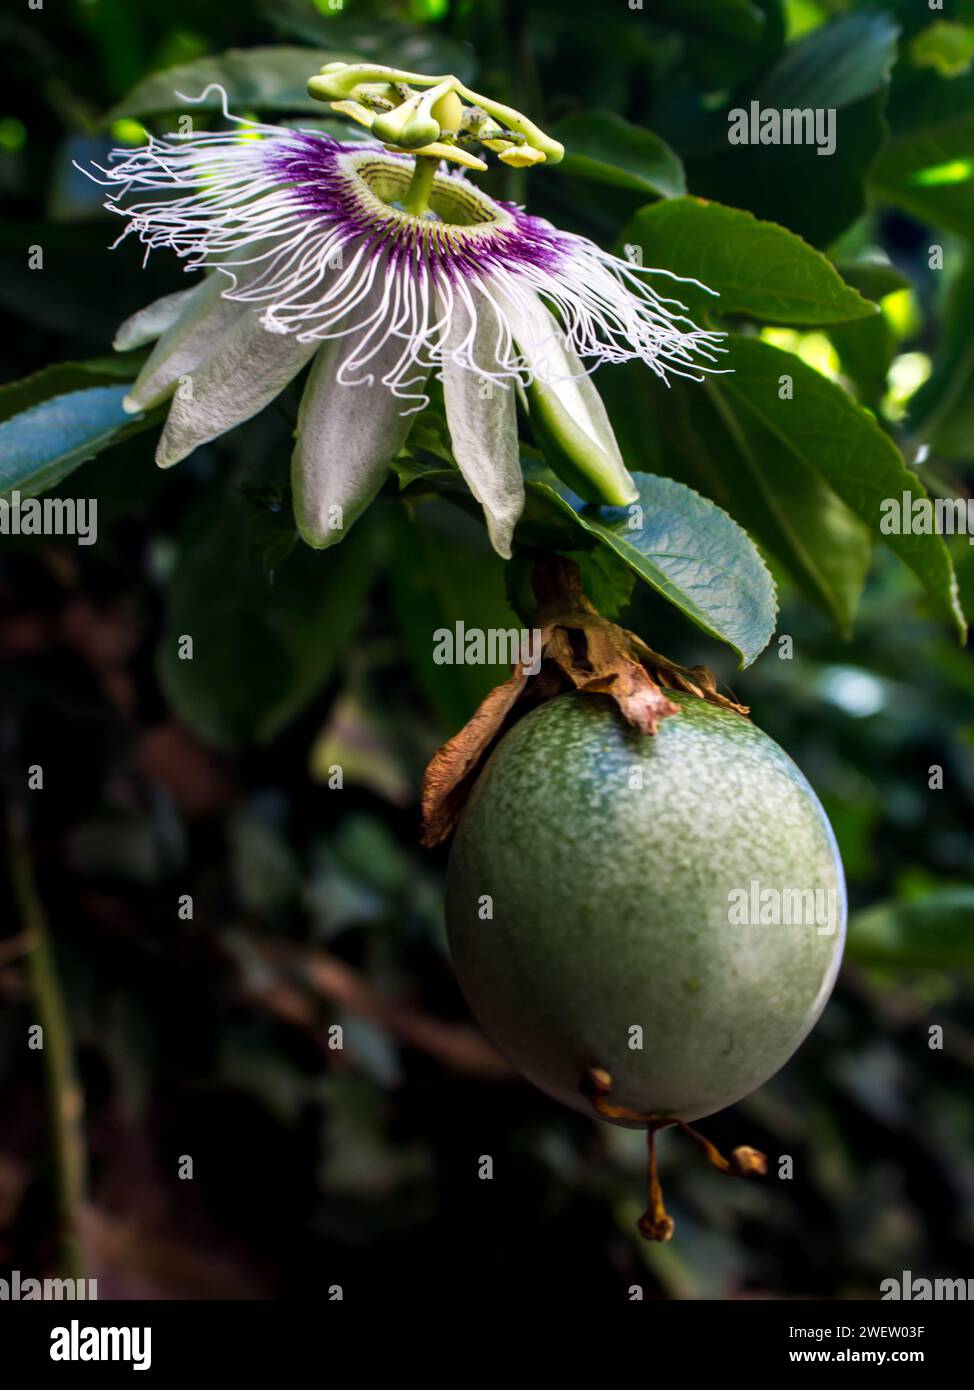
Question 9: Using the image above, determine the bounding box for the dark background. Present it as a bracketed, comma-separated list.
[1, 0, 973, 1302]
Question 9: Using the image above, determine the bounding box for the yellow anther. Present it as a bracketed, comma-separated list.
[498, 145, 546, 168]
[308, 62, 563, 169]
[431, 89, 464, 136]
[327, 100, 376, 131]
[384, 141, 487, 172]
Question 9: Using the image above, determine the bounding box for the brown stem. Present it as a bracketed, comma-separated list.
[6, 804, 87, 1280]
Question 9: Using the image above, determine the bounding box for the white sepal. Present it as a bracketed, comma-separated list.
[113, 283, 205, 353]
[155, 311, 318, 468]
[124, 274, 250, 414]
[441, 289, 524, 559]
[291, 332, 423, 549]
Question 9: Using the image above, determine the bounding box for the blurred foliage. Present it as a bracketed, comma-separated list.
[0, 0, 972, 1302]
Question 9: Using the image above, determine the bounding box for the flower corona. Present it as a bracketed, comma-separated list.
[83, 64, 723, 554]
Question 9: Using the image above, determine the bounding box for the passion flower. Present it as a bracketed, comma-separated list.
[83, 64, 722, 556]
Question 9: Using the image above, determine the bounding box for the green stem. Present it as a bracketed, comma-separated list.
[402, 154, 438, 215]
[7, 805, 87, 1281]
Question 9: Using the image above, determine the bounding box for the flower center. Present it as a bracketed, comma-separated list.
[307, 61, 565, 173]
[348, 151, 510, 231]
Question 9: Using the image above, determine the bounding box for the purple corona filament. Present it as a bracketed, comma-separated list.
[83, 101, 723, 407]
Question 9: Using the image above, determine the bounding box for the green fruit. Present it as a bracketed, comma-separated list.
[446, 691, 846, 1124]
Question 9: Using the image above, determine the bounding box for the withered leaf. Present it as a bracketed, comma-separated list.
[420, 558, 749, 847]
[420, 668, 530, 847]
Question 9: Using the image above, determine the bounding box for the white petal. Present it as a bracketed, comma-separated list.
[155, 313, 317, 469]
[441, 292, 524, 559]
[113, 283, 205, 352]
[510, 294, 637, 506]
[124, 274, 250, 413]
[291, 335, 421, 549]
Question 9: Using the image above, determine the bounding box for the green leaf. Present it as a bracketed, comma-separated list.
[571, 546, 636, 620]
[870, 70, 974, 238]
[826, 262, 905, 414]
[109, 47, 359, 121]
[847, 890, 974, 969]
[552, 112, 685, 199]
[599, 362, 873, 635]
[909, 254, 974, 461]
[620, 198, 875, 326]
[754, 11, 899, 109]
[827, 312, 897, 415]
[704, 381, 873, 634]
[831, 261, 910, 303]
[909, 21, 974, 81]
[397, 459, 776, 664]
[0, 356, 137, 421]
[158, 487, 377, 749]
[720, 336, 967, 638]
[686, 14, 897, 246]
[525, 467, 778, 666]
[0, 359, 156, 502]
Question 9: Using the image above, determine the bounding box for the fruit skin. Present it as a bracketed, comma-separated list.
[446, 692, 846, 1124]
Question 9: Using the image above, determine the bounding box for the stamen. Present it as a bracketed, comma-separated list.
[79, 88, 724, 411]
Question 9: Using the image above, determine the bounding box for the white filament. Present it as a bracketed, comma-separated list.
[80, 87, 725, 409]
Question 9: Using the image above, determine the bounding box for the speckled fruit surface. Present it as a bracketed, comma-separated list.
[446, 692, 846, 1124]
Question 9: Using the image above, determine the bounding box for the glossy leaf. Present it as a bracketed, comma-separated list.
[0, 358, 156, 502]
[397, 457, 776, 663]
[620, 198, 875, 325]
[523, 466, 778, 666]
[598, 361, 872, 635]
[720, 336, 967, 638]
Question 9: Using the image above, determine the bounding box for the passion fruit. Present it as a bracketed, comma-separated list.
[446, 690, 846, 1126]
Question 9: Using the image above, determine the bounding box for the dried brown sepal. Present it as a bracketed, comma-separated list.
[580, 1068, 767, 1244]
[730, 1145, 769, 1177]
[675, 1119, 768, 1180]
[420, 556, 749, 847]
[420, 669, 530, 848]
[640, 1127, 675, 1244]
